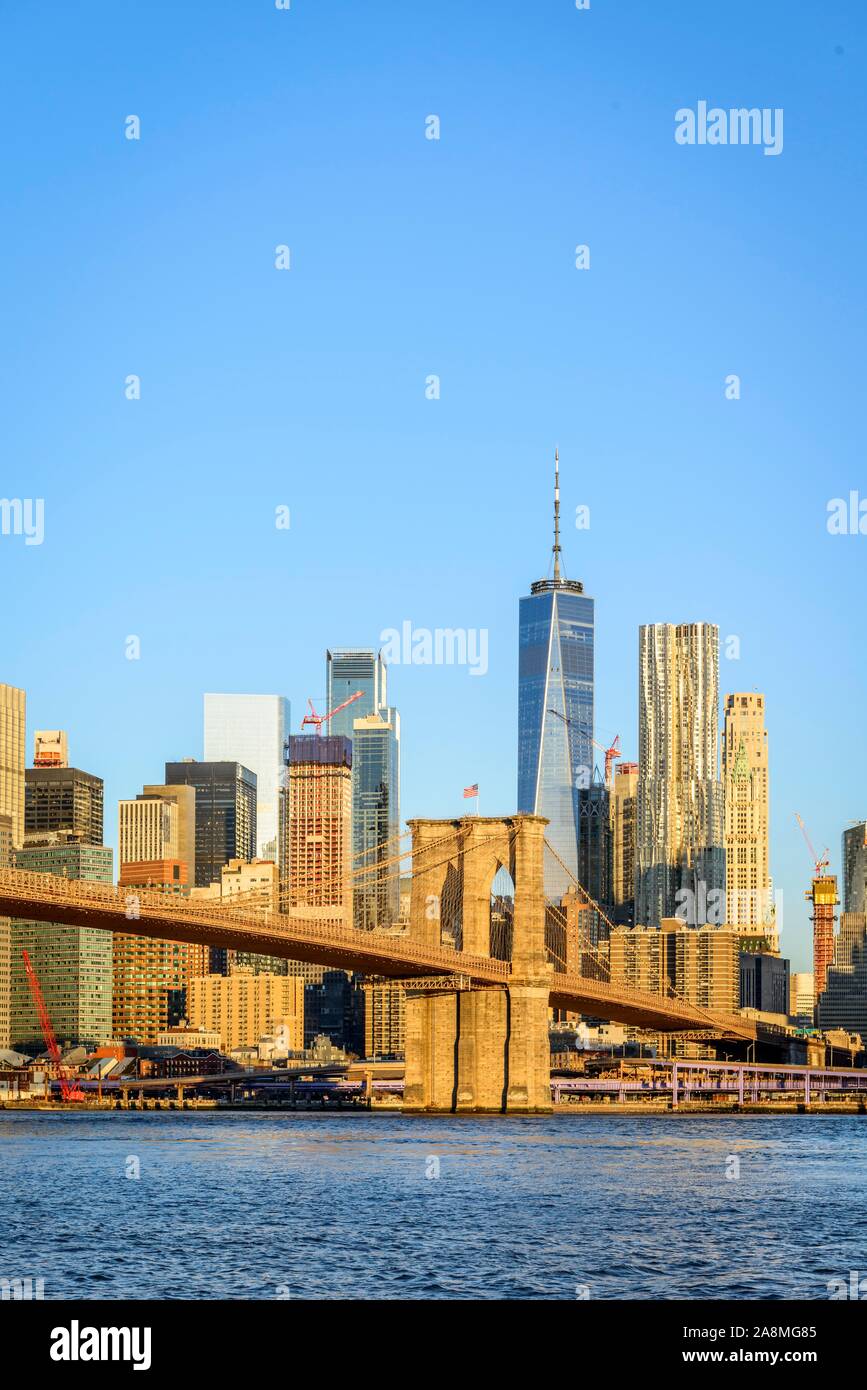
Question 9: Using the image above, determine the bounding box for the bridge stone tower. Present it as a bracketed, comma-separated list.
[403, 814, 552, 1113]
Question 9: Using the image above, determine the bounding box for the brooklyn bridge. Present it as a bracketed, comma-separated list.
[0, 813, 758, 1112]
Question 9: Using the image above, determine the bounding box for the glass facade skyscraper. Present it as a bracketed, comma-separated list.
[517, 452, 594, 901]
[203, 694, 290, 862]
[164, 761, 257, 889]
[842, 822, 867, 915]
[325, 650, 400, 928]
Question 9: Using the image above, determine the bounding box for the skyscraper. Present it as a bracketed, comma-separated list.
[611, 761, 638, 926]
[281, 735, 352, 924]
[203, 695, 290, 862]
[842, 821, 867, 915]
[325, 650, 400, 929]
[326, 650, 388, 736]
[25, 765, 104, 846]
[165, 760, 257, 888]
[518, 452, 594, 900]
[0, 684, 26, 848]
[636, 622, 725, 927]
[723, 693, 771, 929]
[141, 783, 197, 884]
[11, 841, 114, 1049]
[817, 913, 867, 1040]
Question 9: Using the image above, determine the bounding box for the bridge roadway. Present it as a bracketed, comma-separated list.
[0, 868, 756, 1040]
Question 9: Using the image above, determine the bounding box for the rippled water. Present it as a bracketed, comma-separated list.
[1, 1110, 865, 1299]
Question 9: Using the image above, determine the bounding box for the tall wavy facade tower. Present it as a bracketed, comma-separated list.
[518, 452, 594, 901]
[636, 622, 724, 927]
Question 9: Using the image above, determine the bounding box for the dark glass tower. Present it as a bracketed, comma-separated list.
[518, 451, 595, 901]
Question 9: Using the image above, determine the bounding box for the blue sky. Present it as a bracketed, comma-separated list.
[1, 0, 865, 969]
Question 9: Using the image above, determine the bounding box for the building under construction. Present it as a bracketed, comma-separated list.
[808, 873, 839, 1002]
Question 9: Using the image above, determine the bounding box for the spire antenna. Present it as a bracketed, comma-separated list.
[553, 446, 561, 581]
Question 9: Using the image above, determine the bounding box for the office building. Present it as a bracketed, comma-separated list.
[723, 693, 771, 929]
[517, 451, 594, 900]
[739, 951, 790, 1019]
[817, 914, 867, 1041]
[33, 730, 68, 768]
[141, 783, 197, 884]
[119, 795, 179, 867]
[790, 971, 815, 1022]
[187, 970, 304, 1052]
[281, 735, 353, 924]
[25, 765, 104, 846]
[577, 776, 612, 945]
[220, 858, 286, 976]
[203, 694, 290, 862]
[326, 651, 401, 929]
[842, 822, 867, 915]
[635, 623, 725, 927]
[10, 842, 113, 1049]
[611, 761, 638, 926]
[0, 684, 26, 848]
[351, 711, 400, 929]
[165, 760, 256, 889]
[304, 969, 364, 1053]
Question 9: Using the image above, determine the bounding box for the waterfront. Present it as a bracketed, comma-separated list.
[1, 1111, 864, 1300]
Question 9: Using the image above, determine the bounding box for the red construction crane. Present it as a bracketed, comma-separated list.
[300, 689, 365, 734]
[794, 813, 830, 879]
[21, 949, 85, 1102]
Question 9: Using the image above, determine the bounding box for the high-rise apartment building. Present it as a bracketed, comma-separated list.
[363, 979, 405, 1058]
[518, 452, 594, 900]
[187, 970, 304, 1052]
[25, 765, 104, 846]
[609, 919, 739, 1015]
[0, 684, 26, 848]
[817, 914, 867, 1040]
[611, 762, 638, 926]
[326, 651, 400, 929]
[113, 860, 191, 1044]
[636, 623, 725, 927]
[11, 842, 113, 1049]
[723, 693, 771, 929]
[281, 735, 352, 924]
[842, 822, 867, 915]
[203, 695, 290, 862]
[808, 874, 839, 1000]
[164, 761, 256, 888]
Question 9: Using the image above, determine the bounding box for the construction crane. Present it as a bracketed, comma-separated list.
[546, 711, 622, 789]
[794, 813, 830, 879]
[21, 949, 85, 1102]
[300, 689, 365, 734]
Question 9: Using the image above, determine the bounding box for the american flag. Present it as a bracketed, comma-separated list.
[463, 784, 478, 798]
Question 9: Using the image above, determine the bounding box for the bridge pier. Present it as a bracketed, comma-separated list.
[403, 982, 552, 1114]
[403, 813, 552, 1114]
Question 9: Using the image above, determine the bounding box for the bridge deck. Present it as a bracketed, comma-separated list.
[0, 869, 755, 1038]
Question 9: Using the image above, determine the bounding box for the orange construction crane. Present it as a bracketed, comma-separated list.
[550, 712, 622, 790]
[301, 689, 365, 734]
[21, 949, 85, 1102]
[794, 813, 830, 879]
